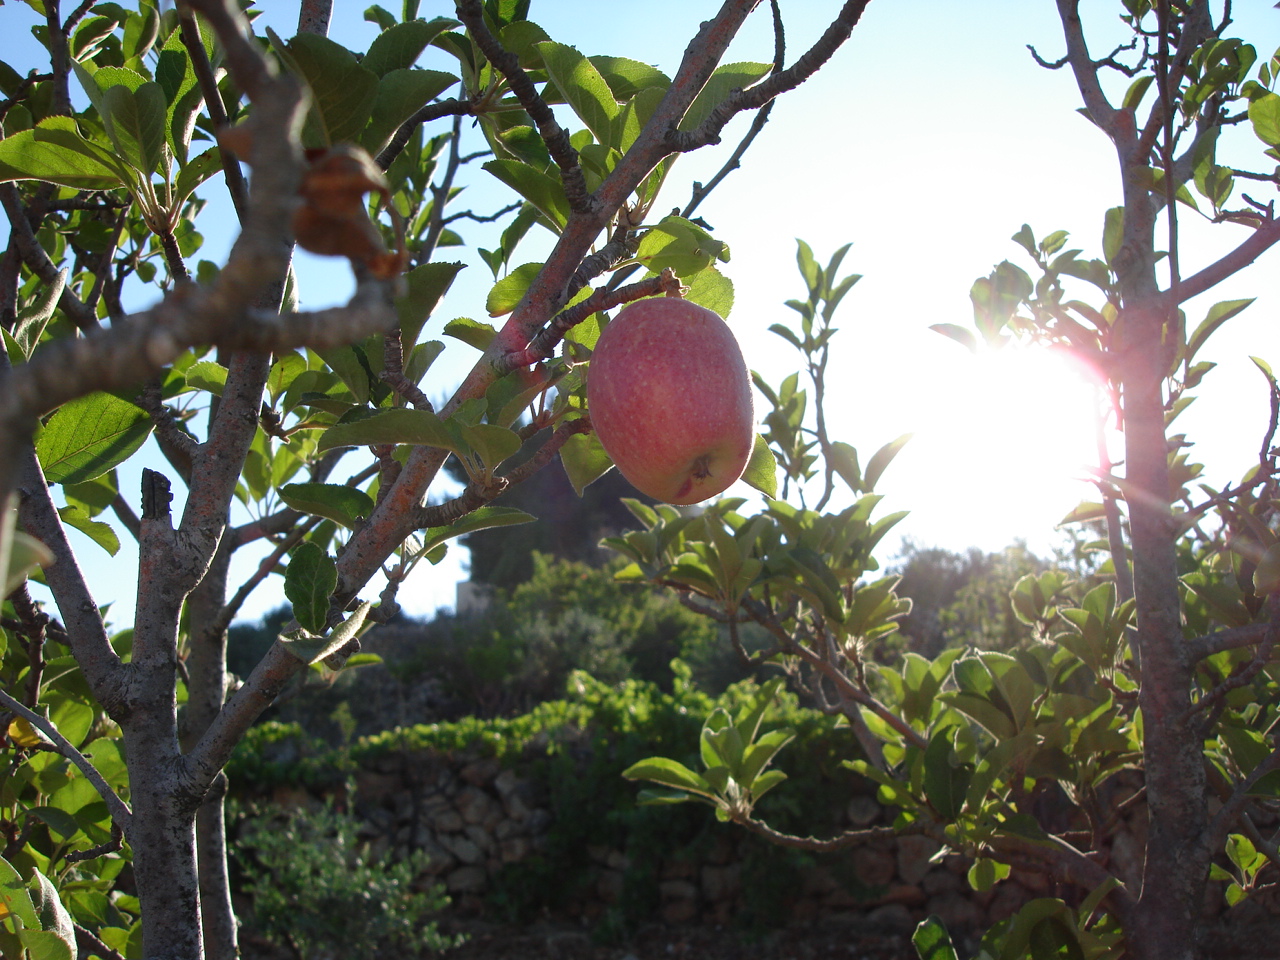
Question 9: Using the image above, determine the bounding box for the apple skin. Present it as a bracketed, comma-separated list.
[586, 297, 754, 505]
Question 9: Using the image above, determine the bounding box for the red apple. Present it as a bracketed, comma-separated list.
[586, 296, 754, 505]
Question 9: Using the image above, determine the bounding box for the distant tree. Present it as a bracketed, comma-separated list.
[448, 440, 654, 589]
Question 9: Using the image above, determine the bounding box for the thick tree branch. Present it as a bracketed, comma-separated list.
[1189, 622, 1268, 661]
[1160, 216, 1280, 306]
[15, 449, 126, 715]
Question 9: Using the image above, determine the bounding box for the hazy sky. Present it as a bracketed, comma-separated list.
[2, 2, 1279, 625]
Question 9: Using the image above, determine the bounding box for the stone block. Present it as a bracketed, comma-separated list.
[846, 794, 882, 827]
[701, 864, 741, 902]
[439, 833, 483, 865]
[897, 834, 942, 884]
[445, 865, 487, 894]
[852, 847, 897, 887]
[465, 823, 495, 854]
[456, 786, 497, 825]
[597, 868, 625, 903]
[659, 879, 699, 924]
[460, 757, 501, 786]
[928, 890, 982, 930]
[431, 808, 464, 833]
[501, 835, 532, 864]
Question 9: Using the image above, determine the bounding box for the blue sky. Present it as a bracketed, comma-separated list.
[2, 1, 1279, 625]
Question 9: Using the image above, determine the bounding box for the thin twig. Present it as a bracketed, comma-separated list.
[505, 268, 682, 369]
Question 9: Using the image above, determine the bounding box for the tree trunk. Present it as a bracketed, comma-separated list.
[1121, 303, 1209, 960]
[183, 538, 237, 960]
[124, 692, 204, 960]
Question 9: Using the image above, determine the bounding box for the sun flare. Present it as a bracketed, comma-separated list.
[892, 344, 1108, 551]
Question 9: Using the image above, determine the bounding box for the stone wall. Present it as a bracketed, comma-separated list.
[253, 743, 1155, 938]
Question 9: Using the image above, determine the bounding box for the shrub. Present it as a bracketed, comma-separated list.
[233, 800, 459, 960]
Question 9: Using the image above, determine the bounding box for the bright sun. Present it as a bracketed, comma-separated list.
[886, 344, 1108, 554]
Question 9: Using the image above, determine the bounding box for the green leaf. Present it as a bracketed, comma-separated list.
[913, 916, 959, 960]
[18, 929, 73, 960]
[276, 31, 380, 146]
[184, 359, 228, 395]
[462, 423, 521, 472]
[741, 433, 777, 499]
[278, 483, 376, 529]
[967, 857, 1011, 892]
[929, 323, 977, 352]
[283, 542, 338, 635]
[923, 729, 971, 819]
[420, 505, 536, 555]
[1102, 206, 1124, 266]
[1245, 769, 1280, 797]
[317, 407, 460, 454]
[590, 55, 669, 101]
[362, 68, 458, 156]
[171, 147, 222, 207]
[865, 433, 911, 491]
[36, 393, 153, 485]
[830, 441, 862, 494]
[636, 216, 728, 278]
[537, 41, 620, 145]
[57, 504, 119, 557]
[485, 262, 542, 317]
[280, 600, 372, 666]
[484, 158, 570, 229]
[101, 80, 168, 176]
[0, 117, 130, 189]
[560, 429, 614, 495]
[621, 757, 715, 798]
[398, 261, 464, 347]
[1122, 75, 1154, 109]
[443, 316, 497, 351]
[1187, 298, 1254, 361]
[361, 17, 458, 76]
[0, 854, 40, 934]
[13, 266, 66, 360]
[1249, 92, 1280, 146]
[28, 871, 75, 959]
[681, 61, 770, 131]
[682, 266, 734, 318]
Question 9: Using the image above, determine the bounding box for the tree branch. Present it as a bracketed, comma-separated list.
[15, 449, 126, 716]
[667, 0, 869, 153]
[1160, 215, 1280, 306]
[375, 98, 477, 170]
[0, 185, 100, 331]
[0, 688, 132, 837]
[733, 814, 902, 852]
[453, 0, 593, 214]
[503, 268, 682, 369]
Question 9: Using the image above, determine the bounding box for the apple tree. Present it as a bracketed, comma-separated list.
[621, 4, 1280, 960]
[0, 0, 874, 957]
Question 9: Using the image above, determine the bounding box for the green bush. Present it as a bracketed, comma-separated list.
[233, 800, 460, 960]
[228, 665, 873, 931]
